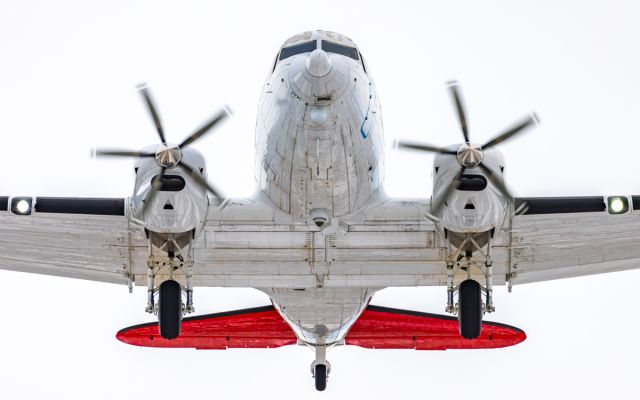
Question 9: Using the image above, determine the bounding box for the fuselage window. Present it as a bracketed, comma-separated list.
[279, 41, 317, 61]
[321, 40, 359, 61]
[456, 175, 487, 191]
[151, 175, 186, 192]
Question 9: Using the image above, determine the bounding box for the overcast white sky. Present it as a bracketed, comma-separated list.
[1, 1, 640, 399]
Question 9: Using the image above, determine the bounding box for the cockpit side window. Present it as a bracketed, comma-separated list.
[359, 51, 367, 74]
[321, 40, 359, 61]
[279, 41, 317, 61]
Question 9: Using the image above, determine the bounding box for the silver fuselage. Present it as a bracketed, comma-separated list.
[255, 33, 384, 221]
[253, 31, 384, 344]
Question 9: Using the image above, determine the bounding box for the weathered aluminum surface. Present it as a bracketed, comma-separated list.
[510, 210, 640, 284]
[5, 196, 639, 289]
[255, 30, 383, 220]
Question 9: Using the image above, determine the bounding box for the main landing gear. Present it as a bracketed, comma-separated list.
[444, 232, 495, 339]
[458, 279, 482, 339]
[158, 279, 182, 339]
[310, 345, 331, 391]
[145, 232, 196, 340]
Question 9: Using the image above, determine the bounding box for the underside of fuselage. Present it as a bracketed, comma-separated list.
[256, 30, 384, 221]
[253, 30, 387, 347]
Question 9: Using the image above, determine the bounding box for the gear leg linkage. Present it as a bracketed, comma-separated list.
[446, 260, 455, 314]
[444, 233, 455, 314]
[444, 234, 470, 315]
[465, 233, 495, 314]
[185, 233, 195, 314]
[485, 234, 495, 313]
[145, 240, 155, 313]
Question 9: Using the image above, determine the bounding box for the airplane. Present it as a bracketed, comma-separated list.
[2, 30, 640, 391]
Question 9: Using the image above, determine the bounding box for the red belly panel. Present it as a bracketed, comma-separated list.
[116, 305, 525, 350]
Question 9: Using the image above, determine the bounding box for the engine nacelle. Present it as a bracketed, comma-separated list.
[132, 146, 209, 235]
[432, 147, 509, 238]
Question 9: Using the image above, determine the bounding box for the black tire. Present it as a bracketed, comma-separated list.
[314, 364, 327, 392]
[459, 279, 482, 339]
[158, 279, 182, 340]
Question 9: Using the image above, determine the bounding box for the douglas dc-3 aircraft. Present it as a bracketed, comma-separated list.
[2, 30, 640, 391]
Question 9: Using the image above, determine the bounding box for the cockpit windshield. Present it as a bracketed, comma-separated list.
[274, 39, 363, 74]
[279, 40, 360, 62]
[279, 40, 317, 60]
[321, 40, 359, 61]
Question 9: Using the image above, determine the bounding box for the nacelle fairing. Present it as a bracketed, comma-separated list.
[433, 147, 508, 234]
[132, 146, 209, 234]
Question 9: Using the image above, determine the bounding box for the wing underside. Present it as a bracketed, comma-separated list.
[1, 195, 639, 288]
[0, 197, 132, 284]
[509, 196, 640, 284]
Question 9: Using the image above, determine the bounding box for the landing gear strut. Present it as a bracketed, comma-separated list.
[310, 345, 331, 391]
[145, 232, 196, 340]
[444, 232, 495, 339]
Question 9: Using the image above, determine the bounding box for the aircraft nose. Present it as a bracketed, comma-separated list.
[305, 49, 332, 77]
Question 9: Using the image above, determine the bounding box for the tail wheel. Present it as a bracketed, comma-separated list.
[314, 364, 327, 391]
[459, 279, 482, 339]
[159, 279, 182, 340]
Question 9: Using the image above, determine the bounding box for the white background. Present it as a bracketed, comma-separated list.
[1, 1, 639, 398]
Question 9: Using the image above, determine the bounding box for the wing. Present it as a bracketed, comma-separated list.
[0, 196, 134, 284]
[508, 196, 640, 285]
[2, 194, 639, 289]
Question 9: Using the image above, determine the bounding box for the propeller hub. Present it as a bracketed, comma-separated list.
[155, 143, 182, 168]
[456, 143, 483, 168]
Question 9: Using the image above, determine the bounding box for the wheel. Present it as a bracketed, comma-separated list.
[158, 279, 182, 340]
[458, 279, 482, 339]
[314, 364, 327, 391]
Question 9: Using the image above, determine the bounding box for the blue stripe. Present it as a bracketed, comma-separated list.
[360, 82, 373, 139]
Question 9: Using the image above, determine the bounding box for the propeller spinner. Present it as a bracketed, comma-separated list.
[395, 81, 538, 214]
[95, 84, 231, 216]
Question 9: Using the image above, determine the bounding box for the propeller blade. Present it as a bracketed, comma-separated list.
[179, 107, 231, 149]
[482, 113, 538, 150]
[478, 162, 513, 200]
[395, 140, 457, 155]
[447, 81, 470, 143]
[94, 149, 154, 158]
[140, 166, 166, 217]
[431, 166, 466, 214]
[178, 161, 225, 199]
[138, 84, 167, 144]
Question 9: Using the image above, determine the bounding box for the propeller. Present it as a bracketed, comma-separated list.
[395, 80, 538, 213]
[95, 84, 231, 217]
